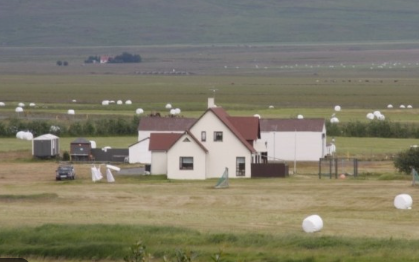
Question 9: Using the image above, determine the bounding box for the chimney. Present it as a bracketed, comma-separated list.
[208, 97, 215, 108]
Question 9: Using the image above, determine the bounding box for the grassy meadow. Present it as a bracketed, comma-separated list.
[0, 162, 418, 262]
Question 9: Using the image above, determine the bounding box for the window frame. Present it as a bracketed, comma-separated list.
[214, 131, 223, 142]
[236, 157, 245, 176]
[179, 157, 194, 170]
[201, 131, 206, 142]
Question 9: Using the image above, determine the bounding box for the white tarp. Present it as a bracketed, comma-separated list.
[106, 164, 121, 172]
[394, 194, 412, 209]
[302, 214, 323, 233]
[91, 165, 103, 182]
[106, 168, 115, 183]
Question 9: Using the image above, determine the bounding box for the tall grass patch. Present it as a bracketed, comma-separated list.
[1, 224, 419, 261]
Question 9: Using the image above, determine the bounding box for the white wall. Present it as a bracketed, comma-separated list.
[261, 130, 326, 161]
[189, 111, 252, 178]
[137, 130, 185, 164]
[129, 139, 151, 164]
[167, 134, 207, 180]
[151, 151, 167, 175]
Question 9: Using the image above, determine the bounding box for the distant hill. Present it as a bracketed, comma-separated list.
[1, 0, 419, 47]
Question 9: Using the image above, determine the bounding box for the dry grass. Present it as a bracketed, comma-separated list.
[0, 161, 417, 241]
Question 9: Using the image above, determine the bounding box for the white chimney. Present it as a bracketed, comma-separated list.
[208, 97, 215, 108]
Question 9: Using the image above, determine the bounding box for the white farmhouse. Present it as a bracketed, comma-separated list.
[260, 118, 327, 161]
[149, 107, 263, 179]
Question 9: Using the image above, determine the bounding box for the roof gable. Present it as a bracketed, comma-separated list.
[190, 107, 256, 153]
[260, 118, 325, 132]
[138, 117, 196, 132]
[149, 131, 208, 152]
[171, 131, 208, 153]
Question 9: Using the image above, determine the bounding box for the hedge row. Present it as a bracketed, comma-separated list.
[326, 120, 419, 138]
[0, 116, 140, 137]
[1, 117, 418, 139]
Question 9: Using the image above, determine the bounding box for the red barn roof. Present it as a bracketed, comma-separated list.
[138, 117, 196, 132]
[260, 118, 325, 132]
[149, 133, 183, 151]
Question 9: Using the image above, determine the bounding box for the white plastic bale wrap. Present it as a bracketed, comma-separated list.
[91, 166, 103, 182]
[302, 214, 323, 233]
[23, 132, 33, 140]
[16, 131, 25, 139]
[106, 168, 115, 183]
[394, 194, 412, 210]
[91, 167, 97, 182]
[106, 164, 121, 172]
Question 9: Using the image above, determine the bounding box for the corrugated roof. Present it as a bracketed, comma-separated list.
[260, 118, 325, 132]
[33, 134, 59, 140]
[138, 117, 196, 131]
[149, 133, 183, 151]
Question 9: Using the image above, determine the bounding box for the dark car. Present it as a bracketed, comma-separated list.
[56, 165, 76, 180]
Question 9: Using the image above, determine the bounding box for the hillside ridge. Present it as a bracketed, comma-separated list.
[1, 0, 418, 47]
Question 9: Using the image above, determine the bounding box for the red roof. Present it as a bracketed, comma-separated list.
[148, 133, 183, 151]
[149, 131, 208, 152]
[260, 118, 325, 132]
[138, 117, 196, 132]
[227, 116, 260, 140]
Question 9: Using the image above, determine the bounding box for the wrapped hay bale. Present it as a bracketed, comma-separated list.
[302, 214, 323, 233]
[394, 194, 412, 210]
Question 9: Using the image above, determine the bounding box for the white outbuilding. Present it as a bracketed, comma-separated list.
[260, 118, 327, 161]
[32, 134, 60, 158]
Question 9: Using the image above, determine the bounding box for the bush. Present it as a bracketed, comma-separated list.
[62, 151, 70, 161]
[393, 147, 419, 174]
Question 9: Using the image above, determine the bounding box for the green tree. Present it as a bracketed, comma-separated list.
[109, 52, 141, 63]
[394, 147, 419, 174]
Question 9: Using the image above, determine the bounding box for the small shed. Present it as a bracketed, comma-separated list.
[32, 134, 60, 158]
[70, 137, 92, 161]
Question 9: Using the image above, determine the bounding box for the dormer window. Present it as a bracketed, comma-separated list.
[214, 131, 223, 142]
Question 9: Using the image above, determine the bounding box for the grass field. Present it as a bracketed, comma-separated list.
[0, 161, 417, 261]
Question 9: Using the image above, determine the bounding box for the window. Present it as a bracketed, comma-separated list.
[179, 157, 193, 170]
[236, 157, 245, 176]
[201, 131, 206, 142]
[214, 131, 223, 142]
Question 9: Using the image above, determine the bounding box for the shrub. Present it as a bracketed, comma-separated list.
[393, 147, 419, 174]
[62, 151, 70, 161]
